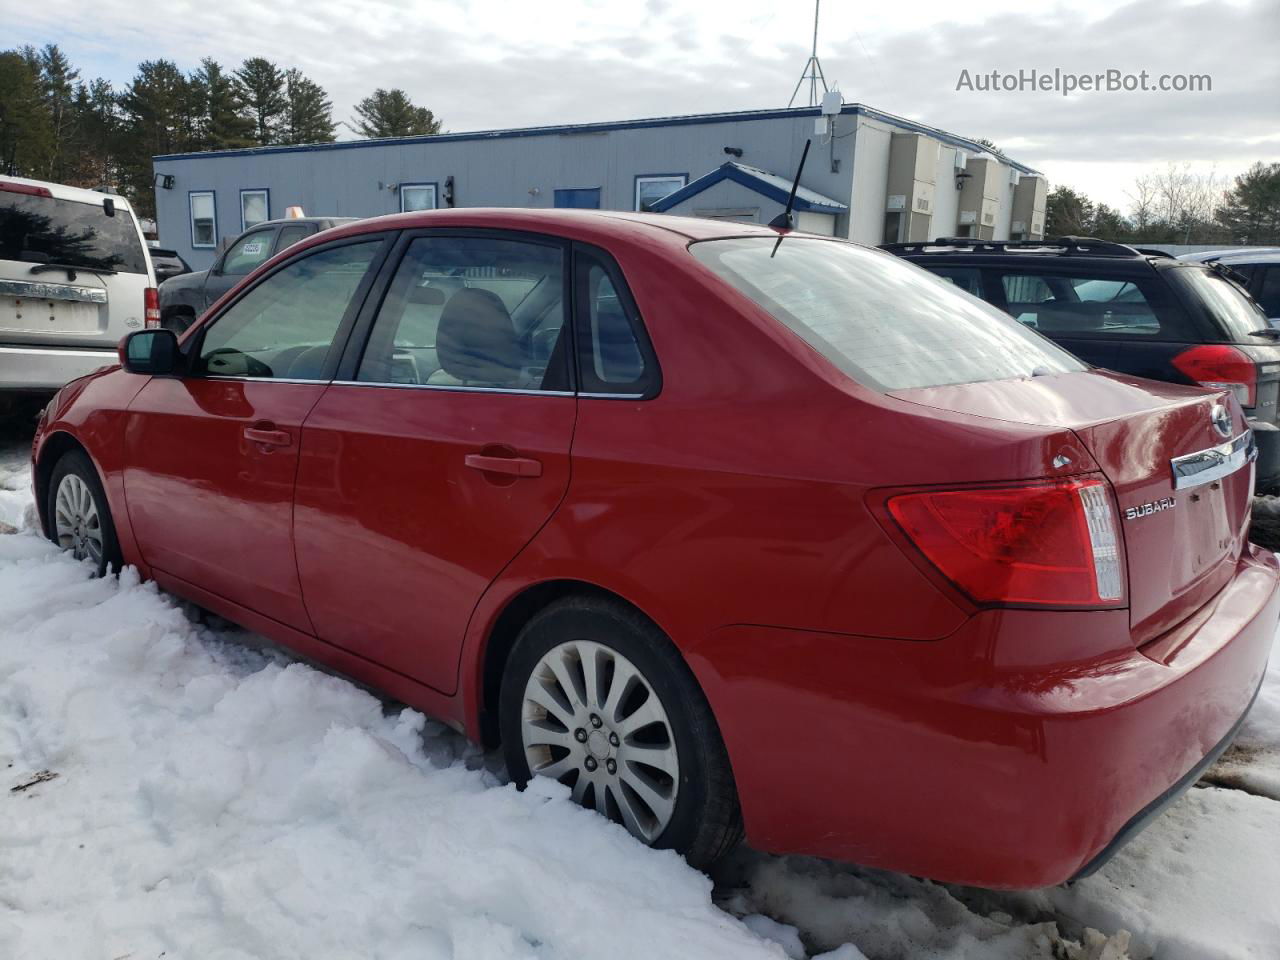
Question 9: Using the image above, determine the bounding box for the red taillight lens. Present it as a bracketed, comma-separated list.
[886, 477, 1124, 607]
[1171, 344, 1256, 408]
[0, 180, 53, 198]
[144, 287, 161, 328]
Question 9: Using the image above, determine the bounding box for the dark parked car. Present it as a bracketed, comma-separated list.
[147, 246, 191, 284]
[1181, 250, 1280, 321]
[30, 209, 1278, 888]
[884, 237, 1280, 492]
[158, 216, 356, 332]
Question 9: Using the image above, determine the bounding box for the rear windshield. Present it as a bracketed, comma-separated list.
[690, 237, 1086, 391]
[0, 191, 147, 274]
[1165, 265, 1269, 342]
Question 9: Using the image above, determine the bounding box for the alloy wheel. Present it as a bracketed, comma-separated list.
[520, 639, 680, 843]
[54, 473, 104, 567]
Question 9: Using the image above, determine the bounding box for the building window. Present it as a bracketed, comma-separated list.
[240, 189, 269, 231]
[554, 188, 601, 209]
[190, 191, 216, 248]
[634, 175, 686, 212]
[400, 183, 437, 212]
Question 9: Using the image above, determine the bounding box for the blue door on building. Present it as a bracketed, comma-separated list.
[554, 188, 601, 209]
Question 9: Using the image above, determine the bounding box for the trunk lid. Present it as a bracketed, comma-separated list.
[892, 370, 1253, 643]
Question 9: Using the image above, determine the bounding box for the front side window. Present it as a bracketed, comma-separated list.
[691, 237, 1085, 392]
[635, 175, 686, 212]
[275, 224, 312, 253]
[221, 228, 275, 276]
[190, 191, 216, 248]
[998, 271, 1167, 337]
[240, 189, 269, 230]
[400, 184, 437, 212]
[199, 240, 380, 380]
[357, 235, 568, 391]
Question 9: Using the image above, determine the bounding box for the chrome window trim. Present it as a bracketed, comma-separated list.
[203, 375, 332, 385]
[1170, 430, 1256, 490]
[0, 279, 108, 304]
[330, 379, 574, 397]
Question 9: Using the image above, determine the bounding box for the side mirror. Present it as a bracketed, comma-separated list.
[119, 329, 181, 375]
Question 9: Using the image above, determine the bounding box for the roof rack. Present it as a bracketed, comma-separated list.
[880, 235, 1150, 259]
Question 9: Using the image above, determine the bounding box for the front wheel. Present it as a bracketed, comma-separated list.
[499, 596, 743, 868]
[47, 449, 122, 577]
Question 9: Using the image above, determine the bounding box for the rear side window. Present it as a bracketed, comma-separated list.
[997, 271, 1171, 337]
[574, 249, 658, 396]
[930, 266, 983, 297]
[357, 234, 569, 391]
[690, 238, 1084, 392]
[1165, 265, 1269, 341]
[1, 191, 147, 274]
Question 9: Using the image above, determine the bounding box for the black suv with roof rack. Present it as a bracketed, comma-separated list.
[883, 236, 1280, 492]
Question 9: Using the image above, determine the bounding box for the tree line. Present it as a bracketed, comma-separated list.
[0, 44, 442, 217]
[1045, 162, 1280, 247]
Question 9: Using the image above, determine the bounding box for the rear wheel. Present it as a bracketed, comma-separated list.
[47, 449, 122, 578]
[499, 596, 742, 868]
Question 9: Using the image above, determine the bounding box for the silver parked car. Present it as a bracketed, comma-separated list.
[1, 176, 156, 417]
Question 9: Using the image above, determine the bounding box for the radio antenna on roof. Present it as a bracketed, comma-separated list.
[788, 0, 829, 108]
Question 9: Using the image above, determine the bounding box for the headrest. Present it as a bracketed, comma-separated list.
[435, 288, 522, 384]
[406, 283, 445, 305]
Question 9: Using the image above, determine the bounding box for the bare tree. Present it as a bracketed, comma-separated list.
[1126, 173, 1159, 234]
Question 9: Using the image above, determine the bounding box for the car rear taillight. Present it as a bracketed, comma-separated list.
[144, 287, 161, 328]
[886, 477, 1124, 607]
[1172, 344, 1256, 408]
[0, 180, 53, 198]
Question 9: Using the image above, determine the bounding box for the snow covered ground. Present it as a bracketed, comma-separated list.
[1, 433, 1278, 960]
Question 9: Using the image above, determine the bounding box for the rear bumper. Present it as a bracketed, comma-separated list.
[0, 344, 118, 392]
[690, 545, 1279, 889]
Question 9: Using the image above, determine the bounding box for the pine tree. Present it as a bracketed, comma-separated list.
[1216, 163, 1280, 245]
[349, 88, 441, 139]
[36, 44, 80, 182]
[193, 58, 254, 150]
[281, 68, 336, 145]
[118, 60, 196, 217]
[0, 50, 53, 177]
[234, 57, 287, 145]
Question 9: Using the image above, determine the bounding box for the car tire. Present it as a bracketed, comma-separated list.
[47, 448, 122, 578]
[500, 595, 743, 869]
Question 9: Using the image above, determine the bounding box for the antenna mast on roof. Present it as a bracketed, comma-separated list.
[788, 0, 829, 108]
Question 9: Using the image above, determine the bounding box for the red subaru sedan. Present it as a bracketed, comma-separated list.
[31, 209, 1277, 888]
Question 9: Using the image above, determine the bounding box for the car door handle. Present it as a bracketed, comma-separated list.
[243, 425, 292, 448]
[464, 453, 543, 478]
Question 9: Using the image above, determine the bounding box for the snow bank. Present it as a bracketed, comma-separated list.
[0, 533, 782, 959]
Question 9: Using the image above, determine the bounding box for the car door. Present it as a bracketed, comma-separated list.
[292, 230, 577, 694]
[123, 234, 389, 630]
[202, 225, 280, 310]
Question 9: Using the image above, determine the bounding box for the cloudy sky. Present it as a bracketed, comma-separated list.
[4, 0, 1277, 210]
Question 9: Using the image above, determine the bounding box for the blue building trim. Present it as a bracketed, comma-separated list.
[188, 189, 216, 248]
[152, 103, 1041, 176]
[633, 172, 688, 211]
[239, 187, 270, 231]
[649, 163, 847, 214]
[398, 181, 439, 212]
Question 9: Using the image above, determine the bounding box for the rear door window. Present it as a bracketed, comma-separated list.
[690, 238, 1085, 392]
[1, 189, 147, 274]
[574, 249, 659, 396]
[995, 271, 1176, 337]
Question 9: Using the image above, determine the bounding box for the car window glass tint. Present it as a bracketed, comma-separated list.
[1256, 267, 1280, 318]
[586, 265, 646, 383]
[930, 266, 983, 297]
[222, 230, 275, 276]
[357, 235, 568, 391]
[998, 272, 1163, 336]
[199, 241, 379, 380]
[0, 191, 147, 274]
[275, 224, 311, 254]
[692, 238, 1084, 392]
[1166, 266, 1269, 341]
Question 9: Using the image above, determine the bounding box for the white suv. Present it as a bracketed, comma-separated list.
[1, 176, 157, 417]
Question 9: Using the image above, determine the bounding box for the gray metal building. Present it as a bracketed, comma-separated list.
[152, 102, 1047, 270]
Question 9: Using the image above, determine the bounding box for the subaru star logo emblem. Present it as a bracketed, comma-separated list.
[1210, 403, 1232, 439]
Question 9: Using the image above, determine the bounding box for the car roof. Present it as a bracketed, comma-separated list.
[314, 207, 786, 249]
[247, 216, 356, 229]
[1178, 247, 1280, 263]
[0, 174, 136, 210]
[1194, 251, 1280, 266]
